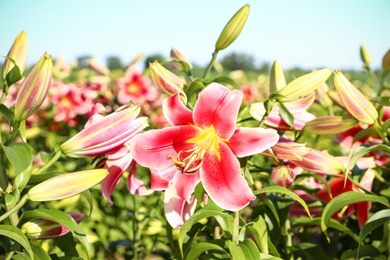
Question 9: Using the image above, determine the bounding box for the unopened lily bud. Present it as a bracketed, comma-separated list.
[334, 70, 378, 125]
[61, 105, 148, 158]
[315, 82, 333, 108]
[270, 60, 286, 94]
[262, 138, 310, 161]
[2, 31, 28, 81]
[271, 166, 294, 187]
[28, 169, 109, 201]
[215, 4, 250, 51]
[150, 61, 183, 95]
[87, 58, 109, 75]
[272, 68, 332, 102]
[21, 212, 84, 240]
[360, 45, 371, 69]
[291, 149, 344, 175]
[303, 116, 358, 135]
[14, 52, 52, 121]
[382, 49, 390, 76]
[170, 48, 192, 72]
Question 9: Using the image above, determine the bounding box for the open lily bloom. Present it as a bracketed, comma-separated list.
[250, 94, 315, 130]
[131, 83, 279, 211]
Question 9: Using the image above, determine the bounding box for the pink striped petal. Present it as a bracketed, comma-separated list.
[200, 142, 255, 211]
[193, 83, 242, 139]
[127, 162, 154, 196]
[164, 185, 197, 229]
[162, 92, 194, 126]
[150, 166, 176, 190]
[130, 125, 200, 170]
[102, 152, 134, 205]
[172, 170, 201, 202]
[227, 127, 279, 157]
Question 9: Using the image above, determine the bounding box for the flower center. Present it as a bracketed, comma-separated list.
[170, 125, 223, 175]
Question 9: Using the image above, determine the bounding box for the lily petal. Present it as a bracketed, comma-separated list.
[163, 92, 194, 126]
[227, 127, 279, 157]
[127, 161, 154, 196]
[201, 142, 255, 211]
[130, 125, 200, 170]
[172, 170, 201, 202]
[193, 83, 242, 139]
[164, 185, 197, 229]
[102, 151, 134, 205]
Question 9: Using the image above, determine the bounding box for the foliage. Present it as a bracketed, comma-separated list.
[1, 4, 390, 260]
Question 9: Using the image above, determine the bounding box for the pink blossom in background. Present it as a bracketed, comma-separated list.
[116, 67, 158, 105]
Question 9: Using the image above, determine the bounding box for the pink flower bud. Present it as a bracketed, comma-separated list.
[291, 149, 344, 175]
[61, 105, 148, 158]
[170, 47, 192, 72]
[271, 165, 294, 187]
[149, 61, 183, 96]
[303, 116, 358, 135]
[2, 31, 28, 81]
[333, 70, 378, 125]
[21, 212, 84, 240]
[87, 58, 110, 75]
[14, 52, 52, 121]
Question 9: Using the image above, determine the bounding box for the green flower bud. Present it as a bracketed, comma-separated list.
[2, 31, 28, 81]
[14, 52, 52, 121]
[272, 68, 332, 102]
[149, 61, 183, 95]
[270, 60, 286, 94]
[28, 169, 108, 201]
[360, 45, 371, 69]
[215, 4, 250, 51]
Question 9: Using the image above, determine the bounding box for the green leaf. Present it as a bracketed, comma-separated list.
[11, 253, 31, 260]
[359, 209, 390, 245]
[371, 96, 390, 106]
[31, 242, 52, 260]
[254, 186, 312, 218]
[321, 191, 389, 240]
[346, 144, 390, 175]
[292, 217, 359, 242]
[227, 240, 245, 259]
[278, 102, 295, 128]
[206, 76, 240, 89]
[341, 245, 382, 260]
[1, 142, 33, 175]
[353, 128, 377, 143]
[382, 118, 390, 133]
[20, 209, 91, 259]
[245, 216, 268, 253]
[179, 204, 233, 258]
[81, 190, 93, 217]
[186, 241, 228, 260]
[239, 238, 261, 260]
[1, 55, 23, 87]
[0, 104, 13, 125]
[0, 225, 33, 259]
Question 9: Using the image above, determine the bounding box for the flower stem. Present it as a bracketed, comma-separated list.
[0, 153, 9, 191]
[0, 194, 29, 223]
[4, 120, 21, 146]
[374, 120, 389, 145]
[232, 210, 240, 245]
[203, 49, 219, 79]
[33, 149, 62, 175]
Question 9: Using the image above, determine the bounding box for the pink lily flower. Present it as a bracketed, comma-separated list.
[250, 94, 316, 130]
[130, 83, 279, 211]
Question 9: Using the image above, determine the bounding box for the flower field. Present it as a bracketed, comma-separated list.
[1, 4, 390, 260]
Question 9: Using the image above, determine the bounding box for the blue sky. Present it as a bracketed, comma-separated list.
[1, 0, 389, 70]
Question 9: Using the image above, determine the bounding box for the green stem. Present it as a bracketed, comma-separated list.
[4, 120, 21, 146]
[232, 211, 240, 245]
[202, 49, 219, 79]
[4, 250, 15, 260]
[33, 149, 62, 175]
[0, 153, 9, 191]
[374, 120, 389, 145]
[0, 195, 29, 223]
[258, 99, 276, 128]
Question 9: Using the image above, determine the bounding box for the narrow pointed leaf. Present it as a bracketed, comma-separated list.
[359, 209, 390, 245]
[0, 225, 33, 259]
[321, 191, 389, 239]
[239, 238, 261, 259]
[186, 241, 228, 260]
[254, 186, 312, 218]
